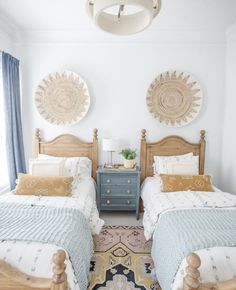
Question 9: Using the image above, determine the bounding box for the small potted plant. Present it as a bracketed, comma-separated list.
[120, 148, 137, 169]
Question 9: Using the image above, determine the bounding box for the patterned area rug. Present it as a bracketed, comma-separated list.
[88, 226, 161, 290]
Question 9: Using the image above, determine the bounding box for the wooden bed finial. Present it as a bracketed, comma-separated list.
[35, 128, 41, 158]
[199, 130, 206, 175]
[35, 128, 40, 140]
[141, 129, 146, 140]
[140, 129, 147, 183]
[93, 128, 98, 140]
[92, 128, 98, 181]
[183, 253, 201, 290]
[200, 130, 206, 141]
[51, 250, 67, 290]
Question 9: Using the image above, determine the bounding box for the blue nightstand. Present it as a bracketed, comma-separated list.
[97, 166, 141, 220]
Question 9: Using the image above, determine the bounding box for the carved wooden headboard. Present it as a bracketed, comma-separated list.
[140, 129, 206, 183]
[34, 128, 98, 181]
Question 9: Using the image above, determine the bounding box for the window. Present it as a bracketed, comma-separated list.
[0, 58, 9, 191]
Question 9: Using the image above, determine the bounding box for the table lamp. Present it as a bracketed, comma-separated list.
[103, 139, 119, 168]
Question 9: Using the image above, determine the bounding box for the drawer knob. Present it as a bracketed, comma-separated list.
[127, 200, 131, 205]
[106, 179, 110, 183]
[127, 179, 131, 184]
[107, 200, 110, 204]
[127, 189, 131, 194]
[106, 189, 111, 194]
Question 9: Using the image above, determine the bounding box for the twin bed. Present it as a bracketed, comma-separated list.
[0, 128, 103, 290]
[140, 129, 236, 290]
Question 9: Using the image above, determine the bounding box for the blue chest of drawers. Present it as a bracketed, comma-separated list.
[97, 167, 141, 220]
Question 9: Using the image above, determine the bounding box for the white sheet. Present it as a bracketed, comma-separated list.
[0, 177, 104, 290]
[141, 177, 236, 290]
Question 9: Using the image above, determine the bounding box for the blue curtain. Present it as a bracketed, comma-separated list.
[2, 52, 26, 189]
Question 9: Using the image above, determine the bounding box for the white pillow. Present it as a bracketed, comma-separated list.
[29, 159, 65, 176]
[38, 154, 92, 179]
[165, 156, 199, 175]
[153, 153, 193, 175]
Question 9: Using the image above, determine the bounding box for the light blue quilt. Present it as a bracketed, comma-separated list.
[0, 202, 93, 290]
[152, 208, 236, 290]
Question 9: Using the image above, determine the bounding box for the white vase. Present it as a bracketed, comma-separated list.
[124, 159, 135, 169]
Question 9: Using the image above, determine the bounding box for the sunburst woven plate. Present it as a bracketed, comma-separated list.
[35, 71, 90, 126]
[146, 71, 202, 127]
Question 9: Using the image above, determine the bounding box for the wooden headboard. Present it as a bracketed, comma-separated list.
[34, 128, 98, 181]
[140, 129, 206, 183]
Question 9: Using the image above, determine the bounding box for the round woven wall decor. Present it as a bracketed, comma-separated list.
[35, 71, 90, 126]
[146, 71, 202, 127]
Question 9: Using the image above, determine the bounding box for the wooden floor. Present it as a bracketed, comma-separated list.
[100, 212, 143, 226]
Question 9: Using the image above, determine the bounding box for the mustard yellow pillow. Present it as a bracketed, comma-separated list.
[160, 174, 214, 192]
[15, 174, 73, 196]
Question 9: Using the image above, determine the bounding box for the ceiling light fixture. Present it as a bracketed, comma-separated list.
[87, 0, 161, 35]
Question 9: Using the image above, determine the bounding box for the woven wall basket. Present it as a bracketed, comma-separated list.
[146, 71, 202, 127]
[35, 71, 90, 126]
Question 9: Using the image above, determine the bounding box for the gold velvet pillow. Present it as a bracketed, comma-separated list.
[160, 174, 214, 192]
[15, 174, 73, 196]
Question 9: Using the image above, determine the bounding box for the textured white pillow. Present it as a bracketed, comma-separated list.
[29, 159, 65, 176]
[153, 153, 194, 175]
[165, 156, 199, 175]
[38, 154, 92, 179]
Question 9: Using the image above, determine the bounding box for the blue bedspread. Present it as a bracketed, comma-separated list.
[152, 208, 236, 290]
[0, 202, 93, 290]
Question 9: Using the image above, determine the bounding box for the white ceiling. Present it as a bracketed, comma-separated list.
[0, 0, 236, 32]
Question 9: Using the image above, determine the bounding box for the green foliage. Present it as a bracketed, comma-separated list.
[119, 148, 137, 160]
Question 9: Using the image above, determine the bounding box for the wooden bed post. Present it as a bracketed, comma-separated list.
[92, 128, 98, 181]
[183, 253, 201, 290]
[51, 250, 68, 290]
[183, 252, 236, 290]
[199, 130, 206, 175]
[35, 128, 41, 158]
[140, 129, 147, 183]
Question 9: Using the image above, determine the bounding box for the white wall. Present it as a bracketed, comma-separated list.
[0, 11, 17, 56]
[18, 30, 226, 185]
[0, 31, 14, 54]
[220, 23, 236, 193]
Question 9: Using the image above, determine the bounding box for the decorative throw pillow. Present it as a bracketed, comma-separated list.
[160, 174, 214, 192]
[165, 156, 199, 175]
[153, 153, 194, 175]
[29, 159, 65, 176]
[15, 174, 73, 196]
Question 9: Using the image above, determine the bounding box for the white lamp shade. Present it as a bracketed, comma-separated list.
[103, 139, 119, 151]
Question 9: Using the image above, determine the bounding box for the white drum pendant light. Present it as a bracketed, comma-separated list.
[87, 0, 161, 35]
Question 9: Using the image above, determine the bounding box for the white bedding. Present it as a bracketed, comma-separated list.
[0, 177, 104, 290]
[141, 177, 236, 290]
